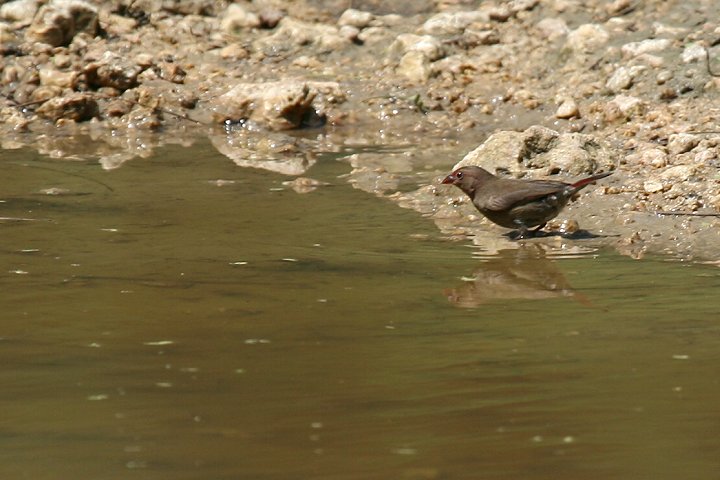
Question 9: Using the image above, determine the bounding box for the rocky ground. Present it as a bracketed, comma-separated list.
[2, 0, 720, 262]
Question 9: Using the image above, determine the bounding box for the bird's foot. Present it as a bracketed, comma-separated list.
[511, 223, 547, 240]
[511, 229, 533, 240]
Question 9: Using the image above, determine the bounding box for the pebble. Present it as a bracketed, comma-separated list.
[555, 98, 579, 119]
[566, 24, 609, 52]
[536, 17, 569, 40]
[390, 33, 445, 62]
[667, 133, 700, 154]
[421, 10, 489, 35]
[338, 9, 374, 29]
[643, 179, 665, 193]
[642, 148, 668, 168]
[606, 66, 633, 92]
[660, 165, 697, 181]
[397, 51, 431, 83]
[682, 43, 706, 63]
[0, 0, 39, 22]
[621, 38, 672, 58]
[220, 3, 260, 32]
[605, 94, 643, 120]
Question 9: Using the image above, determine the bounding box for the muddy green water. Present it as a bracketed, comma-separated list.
[1, 142, 720, 480]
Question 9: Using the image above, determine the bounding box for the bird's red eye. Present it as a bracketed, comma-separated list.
[456, 171, 464, 179]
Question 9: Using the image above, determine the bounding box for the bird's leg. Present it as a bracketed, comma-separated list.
[532, 222, 547, 234]
[515, 226, 530, 240]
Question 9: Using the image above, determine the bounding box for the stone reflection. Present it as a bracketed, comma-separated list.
[444, 244, 590, 307]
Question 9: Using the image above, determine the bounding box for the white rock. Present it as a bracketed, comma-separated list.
[421, 10, 489, 35]
[0, 0, 39, 22]
[396, 51, 431, 83]
[555, 98, 579, 119]
[212, 80, 344, 130]
[641, 148, 668, 168]
[667, 133, 700, 154]
[606, 66, 633, 92]
[621, 38, 671, 57]
[390, 33, 445, 61]
[660, 165, 697, 181]
[39, 67, 78, 88]
[338, 8, 374, 29]
[220, 3, 260, 32]
[681, 42, 706, 63]
[566, 24, 609, 52]
[536, 17, 569, 40]
[643, 179, 664, 193]
[357, 26, 390, 45]
[607, 94, 643, 117]
[255, 18, 348, 53]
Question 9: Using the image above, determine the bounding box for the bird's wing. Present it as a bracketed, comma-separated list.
[479, 180, 568, 211]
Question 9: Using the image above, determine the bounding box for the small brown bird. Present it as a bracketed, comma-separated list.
[442, 166, 612, 238]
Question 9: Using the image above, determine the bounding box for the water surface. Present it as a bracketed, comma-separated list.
[1, 143, 719, 479]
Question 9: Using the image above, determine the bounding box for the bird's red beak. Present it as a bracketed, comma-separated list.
[441, 174, 455, 185]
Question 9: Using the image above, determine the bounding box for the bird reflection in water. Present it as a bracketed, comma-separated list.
[444, 244, 591, 308]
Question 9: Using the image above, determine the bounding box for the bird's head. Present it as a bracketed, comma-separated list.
[441, 166, 494, 196]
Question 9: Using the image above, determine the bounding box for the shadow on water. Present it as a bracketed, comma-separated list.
[1, 141, 720, 479]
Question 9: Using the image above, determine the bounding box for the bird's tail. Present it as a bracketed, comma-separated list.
[570, 171, 613, 191]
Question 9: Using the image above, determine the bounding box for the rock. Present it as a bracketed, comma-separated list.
[605, 94, 643, 121]
[555, 98, 579, 119]
[660, 164, 697, 181]
[103, 98, 133, 117]
[643, 179, 664, 193]
[36, 92, 98, 121]
[682, 42, 706, 63]
[0, 23, 17, 43]
[487, 5, 512, 22]
[640, 148, 668, 168]
[462, 28, 500, 46]
[566, 24, 609, 53]
[356, 26, 390, 44]
[509, 0, 539, 12]
[30, 85, 63, 103]
[254, 17, 348, 53]
[258, 7, 284, 29]
[667, 133, 700, 154]
[656, 70, 673, 84]
[26, 0, 98, 47]
[606, 0, 632, 16]
[453, 125, 615, 176]
[606, 66, 634, 92]
[694, 148, 717, 164]
[282, 177, 329, 194]
[211, 80, 344, 130]
[157, 61, 186, 84]
[99, 11, 137, 35]
[396, 51, 431, 83]
[528, 132, 615, 175]
[84, 51, 142, 90]
[220, 3, 261, 33]
[340, 24, 362, 42]
[219, 43, 249, 60]
[536, 17, 569, 40]
[421, 10, 489, 35]
[0, 0, 39, 22]
[39, 67, 78, 88]
[621, 38, 672, 58]
[389, 33, 445, 62]
[338, 8, 374, 28]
